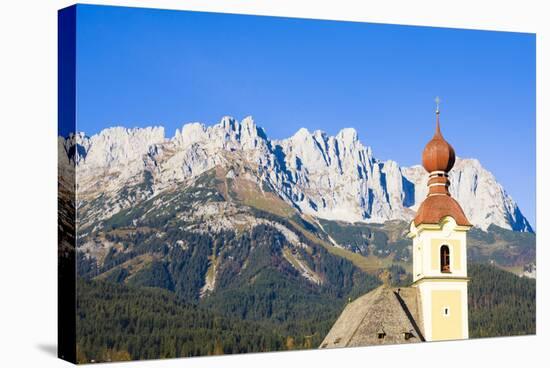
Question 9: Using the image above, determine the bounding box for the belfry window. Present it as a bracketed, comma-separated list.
[440, 245, 451, 273]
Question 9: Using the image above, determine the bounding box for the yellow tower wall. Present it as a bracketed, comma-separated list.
[409, 217, 471, 341]
[431, 289, 463, 340]
[415, 280, 469, 341]
[411, 219, 469, 282]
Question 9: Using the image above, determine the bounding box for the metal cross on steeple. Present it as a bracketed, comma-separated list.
[435, 96, 441, 114]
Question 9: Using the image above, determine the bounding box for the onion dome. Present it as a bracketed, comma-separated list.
[413, 99, 471, 227]
[421, 108, 456, 173]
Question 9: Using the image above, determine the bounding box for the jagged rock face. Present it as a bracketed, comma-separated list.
[61, 116, 533, 232]
[402, 160, 533, 232]
[273, 128, 413, 223]
[153, 116, 273, 188]
[70, 127, 165, 195]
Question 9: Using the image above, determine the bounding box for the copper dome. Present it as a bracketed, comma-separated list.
[421, 113, 455, 173]
[413, 194, 472, 227]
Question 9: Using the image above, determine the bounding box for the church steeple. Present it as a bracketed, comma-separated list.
[408, 98, 472, 342]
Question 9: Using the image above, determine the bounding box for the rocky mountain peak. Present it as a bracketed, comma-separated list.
[78, 126, 165, 168]
[336, 127, 358, 145]
[174, 122, 206, 147]
[292, 127, 311, 141]
[61, 116, 533, 233]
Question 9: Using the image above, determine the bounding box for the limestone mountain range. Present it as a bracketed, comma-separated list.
[58, 115, 533, 233]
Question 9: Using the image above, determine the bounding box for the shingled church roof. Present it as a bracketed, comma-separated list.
[320, 285, 425, 348]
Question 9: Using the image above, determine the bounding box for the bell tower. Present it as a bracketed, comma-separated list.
[408, 98, 472, 341]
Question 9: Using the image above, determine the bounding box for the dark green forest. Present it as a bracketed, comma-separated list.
[468, 264, 536, 338]
[76, 277, 349, 363]
[76, 263, 535, 363]
[77, 278, 284, 362]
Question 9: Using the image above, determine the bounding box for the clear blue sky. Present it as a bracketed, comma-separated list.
[75, 4, 536, 228]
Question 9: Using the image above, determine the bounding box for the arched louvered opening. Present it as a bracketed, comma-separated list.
[440, 245, 451, 273]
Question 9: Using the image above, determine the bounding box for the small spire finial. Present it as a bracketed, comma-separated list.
[434, 96, 441, 136]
